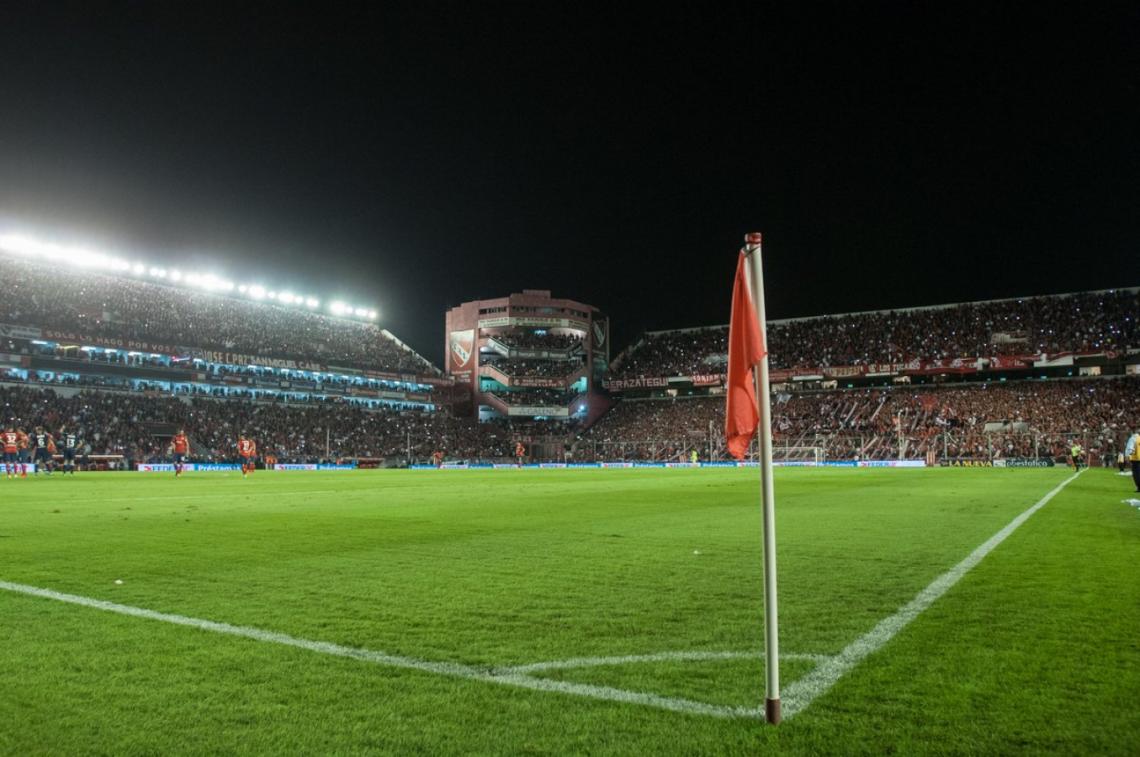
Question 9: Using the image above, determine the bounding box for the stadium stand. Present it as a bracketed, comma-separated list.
[2, 249, 1136, 467]
[576, 377, 1140, 463]
[0, 385, 511, 464]
[1, 256, 437, 374]
[611, 289, 1139, 378]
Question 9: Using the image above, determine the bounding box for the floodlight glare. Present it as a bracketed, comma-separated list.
[0, 229, 377, 319]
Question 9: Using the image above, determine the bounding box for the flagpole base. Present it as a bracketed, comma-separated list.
[765, 698, 781, 725]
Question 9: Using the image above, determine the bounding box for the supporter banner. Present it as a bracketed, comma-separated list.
[0, 323, 41, 340]
[189, 349, 322, 371]
[42, 330, 171, 354]
[511, 377, 569, 389]
[510, 349, 562, 359]
[939, 459, 994, 467]
[989, 354, 1037, 370]
[604, 376, 669, 390]
[508, 405, 571, 417]
[690, 374, 723, 387]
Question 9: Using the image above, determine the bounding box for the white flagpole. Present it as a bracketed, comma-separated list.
[743, 232, 781, 724]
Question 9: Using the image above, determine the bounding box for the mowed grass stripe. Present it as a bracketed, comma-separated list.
[781, 470, 1082, 719]
[790, 469, 1140, 753]
[1, 467, 1111, 753]
[0, 579, 758, 719]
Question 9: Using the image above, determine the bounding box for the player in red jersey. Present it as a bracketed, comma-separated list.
[515, 441, 526, 468]
[170, 429, 191, 477]
[432, 449, 444, 468]
[238, 435, 257, 477]
[2, 426, 18, 479]
[16, 427, 30, 477]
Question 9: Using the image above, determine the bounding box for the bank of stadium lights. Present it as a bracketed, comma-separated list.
[0, 231, 377, 320]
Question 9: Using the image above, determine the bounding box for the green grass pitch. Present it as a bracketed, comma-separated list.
[1, 467, 1138, 754]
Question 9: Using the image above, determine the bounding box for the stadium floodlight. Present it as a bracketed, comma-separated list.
[1, 228, 376, 318]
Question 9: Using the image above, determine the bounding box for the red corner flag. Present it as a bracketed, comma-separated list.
[725, 244, 767, 460]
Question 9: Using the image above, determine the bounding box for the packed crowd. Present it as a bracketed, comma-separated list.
[490, 388, 581, 406]
[576, 377, 1140, 462]
[490, 358, 583, 378]
[1, 257, 435, 374]
[0, 385, 507, 463]
[3, 375, 1133, 464]
[611, 290, 1139, 378]
[492, 332, 583, 350]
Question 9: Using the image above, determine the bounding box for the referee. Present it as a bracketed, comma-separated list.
[1126, 430, 1140, 493]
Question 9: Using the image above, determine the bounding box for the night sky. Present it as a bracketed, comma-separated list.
[1, 4, 1137, 363]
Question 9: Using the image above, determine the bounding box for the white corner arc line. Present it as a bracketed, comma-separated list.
[0, 580, 761, 720]
[502, 650, 830, 675]
[780, 470, 1083, 720]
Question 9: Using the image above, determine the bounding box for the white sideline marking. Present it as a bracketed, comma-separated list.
[780, 470, 1083, 720]
[503, 649, 829, 675]
[0, 580, 762, 719]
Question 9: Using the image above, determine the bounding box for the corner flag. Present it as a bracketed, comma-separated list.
[725, 243, 768, 459]
[724, 232, 781, 724]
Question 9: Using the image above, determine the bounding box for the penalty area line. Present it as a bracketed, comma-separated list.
[780, 469, 1084, 720]
[0, 579, 761, 720]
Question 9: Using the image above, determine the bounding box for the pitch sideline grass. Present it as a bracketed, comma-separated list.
[1, 467, 1137, 753]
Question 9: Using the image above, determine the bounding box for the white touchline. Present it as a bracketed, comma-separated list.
[0, 579, 762, 720]
[780, 470, 1083, 720]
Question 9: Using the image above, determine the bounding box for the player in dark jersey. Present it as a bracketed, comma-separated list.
[170, 429, 190, 477]
[59, 426, 80, 475]
[2, 426, 18, 479]
[16, 427, 30, 478]
[32, 426, 54, 475]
